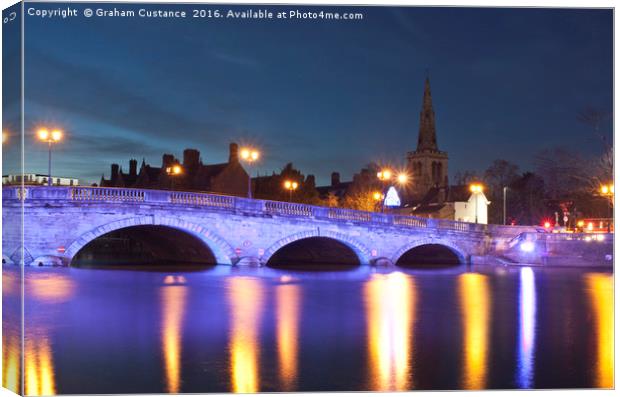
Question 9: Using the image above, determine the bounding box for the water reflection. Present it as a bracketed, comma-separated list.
[459, 273, 490, 390]
[585, 273, 613, 388]
[27, 274, 75, 303]
[365, 272, 416, 391]
[25, 336, 56, 396]
[22, 273, 76, 395]
[2, 267, 22, 394]
[516, 267, 537, 388]
[2, 333, 21, 393]
[228, 277, 265, 393]
[276, 281, 301, 391]
[161, 276, 188, 393]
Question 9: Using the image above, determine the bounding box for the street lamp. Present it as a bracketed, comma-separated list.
[397, 173, 409, 186]
[376, 169, 393, 213]
[600, 183, 614, 233]
[283, 180, 299, 202]
[376, 169, 392, 182]
[37, 128, 63, 186]
[503, 186, 509, 225]
[239, 147, 260, 199]
[165, 164, 183, 190]
[470, 183, 484, 224]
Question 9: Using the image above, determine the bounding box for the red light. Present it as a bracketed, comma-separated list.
[57, 246, 66, 253]
[544, 222, 551, 229]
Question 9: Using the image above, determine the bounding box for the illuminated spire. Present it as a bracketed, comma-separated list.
[416, 77, 438, 152]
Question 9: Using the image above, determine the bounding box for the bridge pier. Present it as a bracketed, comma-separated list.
[31, 255, 65, 267]
[370, 257, 395, 267]
[234, 256, 262, 267]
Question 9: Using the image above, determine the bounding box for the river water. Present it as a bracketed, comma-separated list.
[2, 264, 613, 394]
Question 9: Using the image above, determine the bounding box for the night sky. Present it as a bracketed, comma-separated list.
[2, 4, 613, 186]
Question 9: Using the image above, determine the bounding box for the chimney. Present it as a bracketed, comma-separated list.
[183, 149, 200, 171]
[129, 159, 137, 177]
[331, 172, 340, 187]
[162, 154, 174, 168]
[111, 164, 119, 181]
[229, 142, 239, 163]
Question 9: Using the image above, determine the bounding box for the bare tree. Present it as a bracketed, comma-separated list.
[534, 147, 588, 200]
[576, 107, 613, 203]
[453, 170, 480, 185]
[576, 107, 612, 150]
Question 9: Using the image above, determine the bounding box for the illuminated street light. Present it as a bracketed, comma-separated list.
[600, 184, 614, 195]
[283, 180, 299, 202]
[397, 173, 408, 185]
[376, 169, 392, 181]
[166, 164, 183, 190]
[376, 169, 394, 213]
[469, 183, 484, 224]
[240, 147, 260, 198]
[372, 191, 383, 201]
[166, 165, 183, 175]
[37, 128, 63, 186]
[600, 183, 614, 233]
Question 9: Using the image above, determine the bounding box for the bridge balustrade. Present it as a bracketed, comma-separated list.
[327, 208, 372, 222]
[71, 187, 145, 202]
[264, 201, 313, 217]
[4, 186, 509, 234]
[393, 216, 428, 228]
[170, 191, 234, 208]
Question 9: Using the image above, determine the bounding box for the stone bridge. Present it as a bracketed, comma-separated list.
[1, 186, 555, 268]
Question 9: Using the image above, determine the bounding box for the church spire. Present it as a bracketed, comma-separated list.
[416, 77, 438, 152]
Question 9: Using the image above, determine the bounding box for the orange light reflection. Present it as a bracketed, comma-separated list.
[161, 284, 187, 393]
[585, 273, 613, 388]
[459, 273, 491, 390]
[228, 278, 265, 393]
[365, 272, 416, 391]
[276, 283, 301, 391]
[24, 336, 56, 396]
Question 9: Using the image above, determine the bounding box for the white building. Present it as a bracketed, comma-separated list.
[453, 190, 491, 224]
[2, 174, 79, 186]
[409, 185, 491, 224]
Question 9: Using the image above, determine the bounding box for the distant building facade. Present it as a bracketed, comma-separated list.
[411, 185, 490, 224]
[406, 77, 449, 201]
[317, 77, 450, 210]
[100, 142, 249, 196]
[253, 163, 319, 203]
[2, 174, 79, 186]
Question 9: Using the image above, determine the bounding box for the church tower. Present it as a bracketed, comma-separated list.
[406, 77, 449, 200]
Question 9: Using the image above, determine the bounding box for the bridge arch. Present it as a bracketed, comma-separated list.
[261, 230, 372, 267]
[392, 238, 467, 267]
[65, 216, 236, 266]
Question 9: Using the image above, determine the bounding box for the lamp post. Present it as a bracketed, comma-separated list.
[376, 169, 409, 213]
[166, 164, 183, 190]
[470, 183, 484, 224]
[372, 191, 383, 212]
[283, 180, 299, 202]
[37, 128, 63, 186]
[503, 186, 508, 225]
[376, 169, 391, 213]
[600, 183, 614, 233]
[239, 147, 259, 199]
